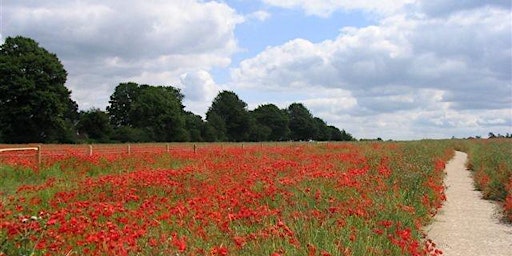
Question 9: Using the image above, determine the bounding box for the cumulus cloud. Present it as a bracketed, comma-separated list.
[262, 0, 414, 17]
[248, 10, 271, 21]
[179, 70, 222, 109]
[232, 3, 511, 139]
[417, 0, 511, 17]
[181, 72, 217, 101]
[2, 0, 510, 139]
[2, 0, 242, 110]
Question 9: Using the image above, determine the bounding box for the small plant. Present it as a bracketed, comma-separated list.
[1, 212, 50, 256]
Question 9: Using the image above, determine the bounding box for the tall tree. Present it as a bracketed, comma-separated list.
[0, 36, 78, 143]
[313, 117, 330, 141]
[107, 82, 140, 127]
[251, 104, 290, 141]
[131, 85, 186, 141]
[287, 103, 318, 141]
[77, 108, 112, 142]
[184, 111, 205, 142]
[206, 91, 250, 142]
[107, 83, 187, 142]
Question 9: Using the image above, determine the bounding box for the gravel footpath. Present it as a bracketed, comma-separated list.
[426, 151, 512, 256]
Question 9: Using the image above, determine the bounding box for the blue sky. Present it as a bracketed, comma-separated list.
[1, 0, 511, 140]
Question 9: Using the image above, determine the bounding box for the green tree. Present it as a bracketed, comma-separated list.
[111, 126, 149, 143]
[313, 117, 330, 141]
[287, 103, 318, 141]
[184, 111, 205, 142]
[251, 104, 290, 141]
[340, 129, 355, 141]
[77, 108, 113, 142]
[206, 91, 250, 142]
[0, 36, 78, 143]
[328, 126, 343, 141]
[247, 116, 272, 142]
[107, 83, 187, 142]
[131, 85, 187, 141]
[328, 126, 355, 141]
[107, 82, 140, 127]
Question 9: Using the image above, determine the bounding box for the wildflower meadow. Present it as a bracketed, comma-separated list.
[0, 140, 508, 255]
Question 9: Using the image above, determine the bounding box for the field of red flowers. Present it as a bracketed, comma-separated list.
[464, 139, 512, 222]
[1, 142, 453, 255]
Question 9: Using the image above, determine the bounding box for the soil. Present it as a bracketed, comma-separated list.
[426, 151, 512, 255]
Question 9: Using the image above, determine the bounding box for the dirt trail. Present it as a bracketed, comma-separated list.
[426, 151, 512, 255]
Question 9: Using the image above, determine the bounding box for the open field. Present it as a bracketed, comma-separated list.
[464, 139, 512, 221]
[0, 140, 508, 255]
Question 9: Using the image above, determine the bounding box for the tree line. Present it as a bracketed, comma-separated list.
[0, 36, 354, 143]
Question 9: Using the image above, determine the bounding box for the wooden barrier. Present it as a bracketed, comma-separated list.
[0, 146, 41, 166]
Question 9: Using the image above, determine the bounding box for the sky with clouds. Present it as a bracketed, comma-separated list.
[1, 0, 511, 140]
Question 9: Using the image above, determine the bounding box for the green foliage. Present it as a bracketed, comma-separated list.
[0, 36, 78, 143]
[77, 108, 113, 142]
[313, 117, 330, 141]
[206, 91, 251, 142]
[107, 83, 187, 142]
[110, 126, 150, 142]
[287, 103, 318, 141]
[185, 111, 205, 142]
[0, 37, 353, 144]
[251, 104, 290, 141]
[107, 82, 140, 127]
[466, 139, 511, 201]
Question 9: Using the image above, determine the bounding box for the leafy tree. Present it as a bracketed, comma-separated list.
[184, 111, 205, 142]
[131, 85, 186, 141]
[340, 129, 355, 141]
[77, 108, 112, 142]
[206, 91, 250, 142]
[287, 103, 318, 141]
[251, 104, 290, 141]
[327, 126, 354, 141]
[107, 83, 187, 142]
[328, 126, 343, 141]
[247, 116, 272, 142]
[111, 126, 149, 143]
[107, 82, 140, 127]
[0, 36, 78, 143]
[313, 117, 330, 141]
[202, 122, 220, 142]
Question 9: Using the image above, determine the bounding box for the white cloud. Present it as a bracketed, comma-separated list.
[2, 0, 510, 140]
[232, 4, 511, 139]
[416, 0, 511, 17]
[179, 70, 223, 117]
[248, 10, 271, 21]
[2, 0, 243, 110]
[262, 0, 414, 17]
[180, 70, 221, 102]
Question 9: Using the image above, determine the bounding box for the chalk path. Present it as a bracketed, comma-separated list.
[426, 151, 512, 255]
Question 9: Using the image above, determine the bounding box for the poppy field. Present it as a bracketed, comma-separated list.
[1, 141, 456, 255]
[464, 139, 512, 222]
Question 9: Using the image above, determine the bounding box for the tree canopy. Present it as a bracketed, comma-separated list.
[1, 36, 355, 143]
[77, 108, 112, 142]
[251, 104, 290, 141]
[288, 103, 318, 141]
[0, 36, 78, 143]
[107, 83, 188, 142]
[206, 91, 251, 142]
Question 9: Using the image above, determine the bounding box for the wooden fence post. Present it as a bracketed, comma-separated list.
[89, 145, 93, 156]
[37, 145, 42, 167]
[127, 144, 131, 155]
[166, 143, 170, 153]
